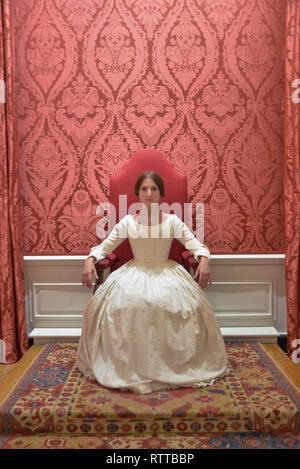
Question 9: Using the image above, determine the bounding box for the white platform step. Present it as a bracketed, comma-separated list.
[221, 326, 279, 342]
[29, 328, 81, 344]
[29, 327, 279, 344]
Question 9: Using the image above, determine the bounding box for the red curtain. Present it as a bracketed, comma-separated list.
[284, 0, 300, 358]
[0, 0, 29, 363]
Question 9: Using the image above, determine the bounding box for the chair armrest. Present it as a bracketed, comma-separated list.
[181, 250, 198, 270]
[94, 253, 117, 271]
[93, 254, 117, 294]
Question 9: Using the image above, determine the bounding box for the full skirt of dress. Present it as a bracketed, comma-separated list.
[76, 258, 229, 394]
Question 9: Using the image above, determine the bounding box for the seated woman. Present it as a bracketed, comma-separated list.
[76, 171, 229, 394]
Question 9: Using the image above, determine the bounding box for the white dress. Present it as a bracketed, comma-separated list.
[76, 213, 229, 394]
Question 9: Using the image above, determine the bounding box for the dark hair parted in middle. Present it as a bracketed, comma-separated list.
[134, 171, 165, 197]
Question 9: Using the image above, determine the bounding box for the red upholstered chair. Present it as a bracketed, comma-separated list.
[93, 149, 198, 293]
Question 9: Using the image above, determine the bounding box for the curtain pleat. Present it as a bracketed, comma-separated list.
[0, 0, 29, 363]
[284, 0, 300, 358]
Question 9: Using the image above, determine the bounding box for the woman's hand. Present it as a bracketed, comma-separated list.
[82, 257, 99, 289]
[193, 257, 212, 289]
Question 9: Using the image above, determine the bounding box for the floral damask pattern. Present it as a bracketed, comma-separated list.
[166, 9, 206, 91]
[12, 0, 286, 254]
[125, 72, 176, 145]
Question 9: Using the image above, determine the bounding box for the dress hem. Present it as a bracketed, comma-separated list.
[76, 360, 230, 395]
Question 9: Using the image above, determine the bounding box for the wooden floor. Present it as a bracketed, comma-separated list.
[1, 343, 300, 399]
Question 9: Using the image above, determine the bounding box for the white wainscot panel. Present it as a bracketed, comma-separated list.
[25, 255, 286, 343]
[32, 283, 92, 319]
[24, 256, 92, 335]
[206, 281, 274, 325]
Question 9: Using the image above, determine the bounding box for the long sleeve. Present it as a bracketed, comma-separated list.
[87, 216, 128, 263]
[172, 214, 211, 262]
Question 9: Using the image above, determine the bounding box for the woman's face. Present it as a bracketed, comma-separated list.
[138, 177, 160, 208]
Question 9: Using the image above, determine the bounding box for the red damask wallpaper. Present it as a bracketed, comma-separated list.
[12, 0, 285, 255]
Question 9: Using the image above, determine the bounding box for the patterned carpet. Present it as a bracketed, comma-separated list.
[1, 432, 300, 449]
[0, 342, 300, 449]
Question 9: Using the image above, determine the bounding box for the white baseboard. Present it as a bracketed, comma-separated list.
[29, 328, 81, 344]
[24, 254, 286, 344]
[28, 326, 279, 344]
